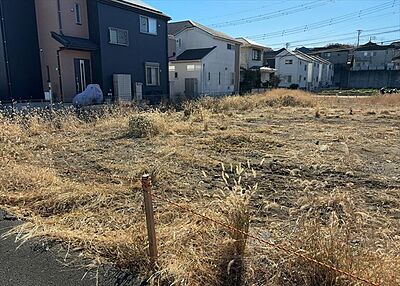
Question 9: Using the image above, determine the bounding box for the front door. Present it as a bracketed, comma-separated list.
[185, 78, 198, 99]
[74, 59, 91, 93]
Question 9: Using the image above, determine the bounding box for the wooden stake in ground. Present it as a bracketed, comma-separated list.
[141, 174, 158, 268]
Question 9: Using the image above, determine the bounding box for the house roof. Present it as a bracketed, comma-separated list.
[108, 0, 170, 18]
[51, 32, 98, 51]
[264, 48, 285, 59]
[175, 47, 216, 61]
[355, 41, 394, 51]
[276, 49, 332, 65]
[236, 37, 271, 50]
[168, 20, 242, 44]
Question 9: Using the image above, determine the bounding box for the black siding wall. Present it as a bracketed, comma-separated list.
[0, 0, 43, 102]
[0, 1, 10, 101]
[89, 0, 169, 103]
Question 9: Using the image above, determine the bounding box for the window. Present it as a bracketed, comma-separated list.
[325, 52, 331, 57]
[252, 49, 261, 61]
[364, 52, 370, 57]
[287, 75, 292, 83]
[174, 72, 178, 79]
[169, 65, 176, 72]
[227, 44, 232, 50]
[208, 72, 211, 81]
[177, 38, 182, 48]
[299, 75, 302, 82]
[231, 72, 235, 85]
[109, 28, 129, 46]
[75, 3, 82, 24]
[373, 52, 377, 56]
[218, 72, 221, 85]
[140, 16, 157, 35]
[285, 59, 293, 64]
[187, 65, 195, 71]
[145, 62, 160, 86]
[304, 65, 307, 71]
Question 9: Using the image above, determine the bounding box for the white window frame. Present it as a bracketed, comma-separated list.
[187, 64, 195, 72]
[109, 27, 129, 46]
[75, 3, 82, 25]
[140, 15, 157, 35]
[145, 62, 160, 86]
[287, 75, 292, 83]
[285, 59, 293, 65]
[252, 49, 261, 61]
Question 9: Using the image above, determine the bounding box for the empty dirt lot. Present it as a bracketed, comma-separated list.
[1, 90, 399, 285]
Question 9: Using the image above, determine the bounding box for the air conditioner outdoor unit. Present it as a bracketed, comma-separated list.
[113, 74, 132, 102]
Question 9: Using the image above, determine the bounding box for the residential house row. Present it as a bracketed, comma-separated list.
[0, 0, 170, 103]
[1, 0, 341, 104]
[298, 41, 400, 88]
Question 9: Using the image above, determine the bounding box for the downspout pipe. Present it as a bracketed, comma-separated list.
[0, 0, 13, 101]
[57, 49, 63, 102]
[56, 0, 63, 101]
[57, 0, 63, 35]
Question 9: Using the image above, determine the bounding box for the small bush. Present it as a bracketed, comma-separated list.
[128, 115, 160, 138]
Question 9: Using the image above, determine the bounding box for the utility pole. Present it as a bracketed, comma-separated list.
[356, 30, 362, 47]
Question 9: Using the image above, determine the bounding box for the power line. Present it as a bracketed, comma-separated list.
[246, 1, 398, 40]
[209, 0, 331, 28]
[267, 25, 400, 47]
[288, 29, 400, 49]
[196, 0, 288, 22]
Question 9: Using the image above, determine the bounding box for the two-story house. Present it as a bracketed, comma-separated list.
[168, 20, 241, 99]
[0, 0, 43, 102]
[352, 41, 397, 71]
[236, 37, 276, 91]
[275, 49, 333, 90]
[1, 0, 170, 104]
[36, 0, 170, 103]
[301, 45, 354, 88]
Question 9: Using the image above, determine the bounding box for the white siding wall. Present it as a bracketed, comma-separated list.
[276, 53, 308, 88]
[173, 27, 237, 96]
[275, 50, 335, 90]
[169, 61, 202, 98]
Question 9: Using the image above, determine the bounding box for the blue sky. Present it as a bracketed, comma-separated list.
[146, 0, 400, 49]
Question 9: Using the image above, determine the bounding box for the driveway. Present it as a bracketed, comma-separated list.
[0, 210, 111, 286]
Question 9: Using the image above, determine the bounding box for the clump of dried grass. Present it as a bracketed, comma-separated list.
[245, 191, 400, 286]
[1, 160, 255, 286]
[199, 89, 316, 113]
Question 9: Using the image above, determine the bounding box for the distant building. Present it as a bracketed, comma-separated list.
[352, 41, 399, 71]
[347, 41, 400, 88]
[275, 49, 334, 90]
[168, 20, 241, 99]
[236, 37, 276, 91]
[306, 45, 353, 88]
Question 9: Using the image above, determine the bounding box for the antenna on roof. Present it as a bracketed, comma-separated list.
[286, 42, 290, 49]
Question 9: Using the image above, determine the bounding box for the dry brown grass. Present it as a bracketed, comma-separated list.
[1, 90, 399, 285]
